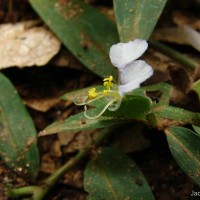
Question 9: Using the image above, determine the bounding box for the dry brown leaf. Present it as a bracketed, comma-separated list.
[153, 26, 200, 52]
[40, 154, 57, 174]
[152, 27, 188, 45]
[24, 97, 61, 112]
[24, 96, 72, 112]
[63, 169, 83, 188]
[172, 11, 198, 27]
[50, 140, 62, 157]
[58, 130, 95, 153]
[0, 21, 61, 69]
[153, 11, 200, 51]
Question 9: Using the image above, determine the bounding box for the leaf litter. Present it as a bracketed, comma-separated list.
[1, 1, 200, 200]
[0, 20, 61, 69]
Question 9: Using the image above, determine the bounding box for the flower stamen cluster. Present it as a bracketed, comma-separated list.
[88, 75, 114, 100]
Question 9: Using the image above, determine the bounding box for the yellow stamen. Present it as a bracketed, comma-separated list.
[87, 76, 114, 100]
[88, 88, 97, 99]
[103, 81, 113, 89]
[103, 76, 113, 82]
[103, 76, 114, 90]
[103, 89, 109, 94]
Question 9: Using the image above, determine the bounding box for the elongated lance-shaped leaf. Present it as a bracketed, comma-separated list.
[30, 0, 118, 78]
[84, 147, 155, 200]
[113, 0, 167, 41]
[0, 73, 39, 178]
[151, 105, 200, 125]
[165, 126, 200, 186]
[41, 93, 151, 136]
[39, 112, 125, 136]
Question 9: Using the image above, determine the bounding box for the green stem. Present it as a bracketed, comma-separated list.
[44, 146, 88, 187]
[7, 128, 113, 200]
[149, 40, 199, 70]
[6, 186, 37, 198]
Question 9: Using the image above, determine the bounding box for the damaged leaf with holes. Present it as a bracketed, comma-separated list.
[0, 73, 39, 178]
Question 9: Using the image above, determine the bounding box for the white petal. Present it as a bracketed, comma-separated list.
[118, 60, 153, 96]
[119, 60, 153, 84]
[118, 82, 140, 97]
[109, 39, 148, 69]
[183, 25, 200, 51]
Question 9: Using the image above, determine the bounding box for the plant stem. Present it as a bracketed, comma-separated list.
[6, 186, 37, 198]
[149, 40, 199, 70]
[7, 128, 113, 200]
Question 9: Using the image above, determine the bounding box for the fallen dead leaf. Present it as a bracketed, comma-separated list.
[40, 153, 58, 174]
[50, 139, 62, 157]
[153, 27, 188, 45]
[63, 169, 83, 188]
[0, 20, 61, 69]
[172, 11, 198, 27]
[24, 97, 62, 112]
[153, 26, 200, 52]
[172, 10, 200, 29]
[58, 130, 95, 153]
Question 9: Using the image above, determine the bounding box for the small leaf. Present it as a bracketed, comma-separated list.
[30, 0, 118, 77]
[0, 73, 39, 178]
[40, 112, 125, 136]
[84, 147, 155, 200]
[166, 126, 200, 186]
[113, 0, 167, 41]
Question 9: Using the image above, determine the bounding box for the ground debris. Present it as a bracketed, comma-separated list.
[0, 20, 61, 69]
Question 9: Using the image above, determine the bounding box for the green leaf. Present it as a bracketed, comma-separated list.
[192, 125, 200, 136]
[151, 105, 200, 125]
[166, 126, 200, 186]
[192, 79, 200, 102]
[30, 0, 118, 77]
[0, 73, 39, 178]
[105, 95, 151, 120]
[84, 147, 155, 200]
[40, 112, 125, 136]
[113, 0, 167, 41]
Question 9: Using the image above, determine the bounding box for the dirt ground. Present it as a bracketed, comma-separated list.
[0, 0, 200, 199]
